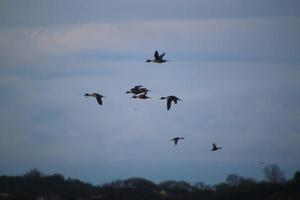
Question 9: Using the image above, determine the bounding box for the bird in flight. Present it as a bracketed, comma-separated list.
[171, 137, 184, 145]
[211, 143, 222, 151]
[160, 96, 182, 110]
[146, 50, 168, 63]
[126, 85, 150, 95]
[85, 93, 105, 106]
[132, 93, 150, 99]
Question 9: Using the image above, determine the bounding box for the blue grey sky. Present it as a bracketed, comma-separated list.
[1, 0, 300, 185]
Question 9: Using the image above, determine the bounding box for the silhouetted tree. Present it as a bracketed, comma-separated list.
[193, 181, 210, 190]
[159, 180, 192, 191]
[226, 174, 243, 186]
[293, 171, 300, 182]
[1, 168, 300, 200]
[23, 168, 44, 179]
[123, 177, 157, 190]
[264, 164, 285, 183]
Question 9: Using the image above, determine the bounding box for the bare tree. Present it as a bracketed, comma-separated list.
[194, 181, 210, 190]
[263, 164, 285, 183]
[226, 174, 243, 186]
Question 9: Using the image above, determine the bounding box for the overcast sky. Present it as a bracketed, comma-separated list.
[1, 0, 300, 185]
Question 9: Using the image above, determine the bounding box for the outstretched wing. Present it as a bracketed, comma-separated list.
[212, 143, 217, 149]
[134, 85, 143, 89]
[160, 52, 165, 59]
[96, 97, 103, 105]
[154, 50, 160, 60]
[167, 99, 172, 110]
[174, 139, 178, 145]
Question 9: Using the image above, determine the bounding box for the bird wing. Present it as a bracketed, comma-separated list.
[173, 99, 177, 104]
[212, 143, 217, 148]
[174, 139, 178, 145]
[167, 98, 172, 110]
[154, 51, 160, 60]
[96, 97, 103, 105]
[134, 85, 143, 89]
[160, 52, 165, 59]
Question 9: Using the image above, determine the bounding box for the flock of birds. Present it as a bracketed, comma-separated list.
[84, 50, 222, 151]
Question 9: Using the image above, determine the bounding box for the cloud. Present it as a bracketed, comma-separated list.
[1, 0, 300, 29]
[1, 17, 300, 71]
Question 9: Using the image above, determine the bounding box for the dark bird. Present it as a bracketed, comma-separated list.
[146, 50, 167, 63]
[259, 161, 265, 165]
[126, 86, 150, 95]
[211, 143, 222, 151]
[126, 85, 143, 93]
[132, 93, 150, 99]
[85, 93, 105, 106]
[160, 96, 182, 110]
[171, 137, 184, 145]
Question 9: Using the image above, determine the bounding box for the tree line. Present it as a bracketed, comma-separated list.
[0, 164, 299, 200]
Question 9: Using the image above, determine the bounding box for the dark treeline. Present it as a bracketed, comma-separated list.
[1, 165, 300, 200]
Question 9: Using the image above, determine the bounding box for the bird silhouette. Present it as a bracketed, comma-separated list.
[132, 93, 150, 99]
[146, 50, 168, 63]
[171, 137, 184, 145]
[84, 93, 105, 106]
[211, 143, 222, 151]
[160, 96, 182, 110]
[126, 85, 150, 95]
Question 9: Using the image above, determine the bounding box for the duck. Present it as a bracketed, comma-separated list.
[126, 85, 150, 94]
[211, 143, 222, 151]
[132, 93, 150, 99]
[126, 85, 143, 93]
[146, 50, 167, 63]
[160, 96, 182, 110]
[127, 87, 150, 95]
[171, 137, 184, 145]
[84, 93, 105, 106]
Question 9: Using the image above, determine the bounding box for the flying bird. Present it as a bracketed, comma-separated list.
[171, 137, 184, 145]
[126, 85, 143, 93]
[146, 50, 168, 63]
[85, 93, 105, 106]
[132, 93, 150, 99]
[211, 143, 222, 151]
[160, 96, 182, 110]
[126, 86, 150, 95]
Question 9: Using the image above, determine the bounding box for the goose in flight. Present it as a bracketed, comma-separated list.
[85, 93, 105, 106]
[171, 137, 184, 145]
[126, 85, 143, 94]
[160, 96, 182, 110]
[132, 93, 150, 99]
[211, 143, 222, 151]
[146, 50, 167, 63]
[126, 86, 150, 95]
